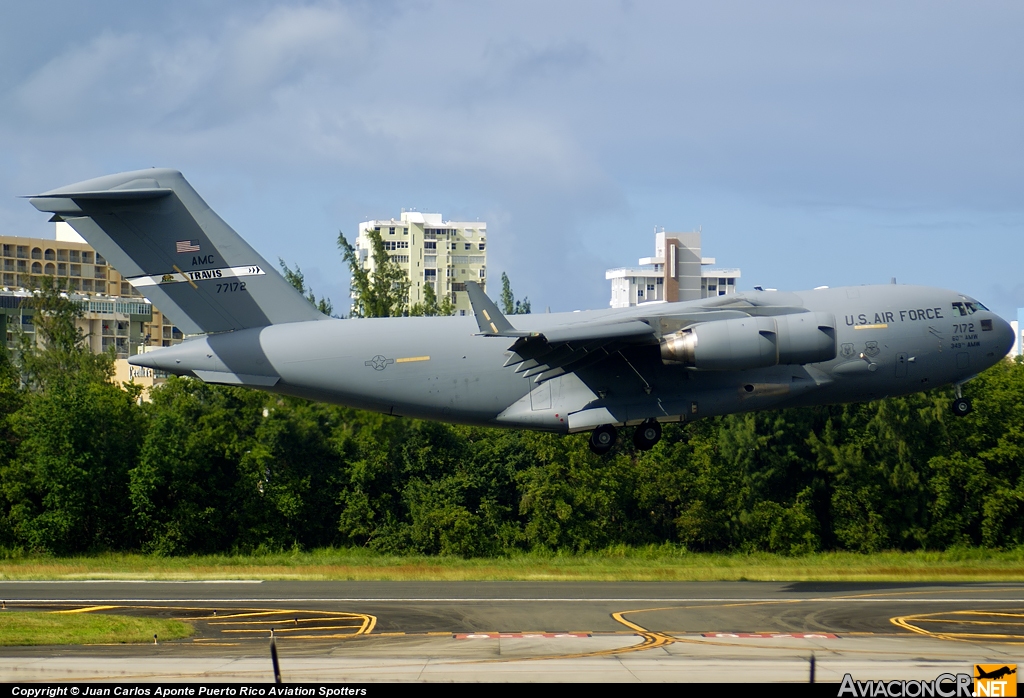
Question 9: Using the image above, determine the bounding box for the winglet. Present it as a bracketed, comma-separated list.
[465, 281, 532, 336]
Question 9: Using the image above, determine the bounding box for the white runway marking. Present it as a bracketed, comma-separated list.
[0, 580, 264, 584]
[4, 597, 1024, 603]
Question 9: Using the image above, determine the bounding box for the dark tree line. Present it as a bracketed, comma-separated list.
[0, 282, 1022, 556]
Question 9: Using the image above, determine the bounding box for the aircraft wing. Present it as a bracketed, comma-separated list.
[465, 282, 765, 383]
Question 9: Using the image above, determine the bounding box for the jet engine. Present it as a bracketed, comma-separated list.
[661, 312, 836, 369]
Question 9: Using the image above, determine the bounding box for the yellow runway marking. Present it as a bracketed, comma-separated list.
[50, 605, 120, 614]
[360, 614, 376, 635]
[891, 609, 1024, 644]
[259, 633, 373, 640]
[18, 603, 376, 643]
[222, 625, 366, 633]
[198, 610, 295, 620]
[207, 617, 357, 625]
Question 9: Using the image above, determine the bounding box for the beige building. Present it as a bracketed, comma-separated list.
[606, 230, 741, 308]
[111, 356, 162, 399]
[0, 222, 188, 394]
[356, 212, 486, 316]
[0, 222, 183, 351]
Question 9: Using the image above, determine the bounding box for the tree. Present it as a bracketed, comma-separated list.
[129, 379, 265, 554]
[408, 283, 454, 317]
[16, 276, 112, 391]
[499, 272, 531, 315]
[3, 277, 142, 553]
[278, 259, 333, 316]
[337, 230, 410, 318]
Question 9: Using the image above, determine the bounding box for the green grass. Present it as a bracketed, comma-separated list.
[1, 547, 1023, 582]
[0, 611, 193, 646]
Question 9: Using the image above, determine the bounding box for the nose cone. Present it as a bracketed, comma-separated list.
[993, 314, 1016, 356]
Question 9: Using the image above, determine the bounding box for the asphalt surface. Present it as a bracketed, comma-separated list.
[1, 581, 1022, 682]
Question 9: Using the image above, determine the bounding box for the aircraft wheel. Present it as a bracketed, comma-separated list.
[589, 424, 618, 455]
[951, 397, 973, 417]
[633, 419, 662, 451]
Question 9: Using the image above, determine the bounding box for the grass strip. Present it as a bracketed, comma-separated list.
[1, 548, 1023, 582]
[0, 611, 193, 646]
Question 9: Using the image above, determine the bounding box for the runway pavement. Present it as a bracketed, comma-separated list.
[1, 581, 1022, 683]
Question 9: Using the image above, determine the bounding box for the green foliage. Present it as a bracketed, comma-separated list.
[16, 276, 112, 390]
[499, 272, 530, 315]
[1, 278, 140, 554]
[0, 611, 193, 646]
[128, 378, 266, 554]
[1, 300, 1023, 558]
[408, 283, 454, 317]
[278, 259, 333, 316]
[337, 229, 410, 318]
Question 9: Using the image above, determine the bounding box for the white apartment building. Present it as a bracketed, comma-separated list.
[606, 230, 740, 308]
[356, 212, 486, 316]
[1012, 310, 1022, 357]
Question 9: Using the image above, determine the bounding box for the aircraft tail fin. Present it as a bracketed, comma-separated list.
[28, 169, 327, 334]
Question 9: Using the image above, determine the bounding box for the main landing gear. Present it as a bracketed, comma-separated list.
[633, 419, 662, 451]
[588, 419, 663, 455]
[951, 383, 973, 417]
[589, 424, 617, 455]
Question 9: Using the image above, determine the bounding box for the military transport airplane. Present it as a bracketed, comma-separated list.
[28, 169, 1016, 454]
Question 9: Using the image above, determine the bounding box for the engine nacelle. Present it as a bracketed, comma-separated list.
[661, 313, 836, 369]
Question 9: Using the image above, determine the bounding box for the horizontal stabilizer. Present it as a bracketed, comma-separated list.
[30, 188, 172, 202]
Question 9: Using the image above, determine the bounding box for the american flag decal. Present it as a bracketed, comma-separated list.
[176, 240, 200, 253]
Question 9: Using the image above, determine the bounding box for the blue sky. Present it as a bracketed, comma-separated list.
[1, 1, 1021, 317]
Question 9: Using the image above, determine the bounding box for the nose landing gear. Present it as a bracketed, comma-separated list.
[951, 397, 973, 417]
[633, 419, 662, 451]
[589, 424, 618, 455]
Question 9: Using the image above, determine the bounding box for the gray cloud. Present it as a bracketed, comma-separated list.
[0, 0, 1021, 317]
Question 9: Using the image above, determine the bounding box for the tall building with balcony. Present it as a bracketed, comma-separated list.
[0, 222, 183, 365]
[606, 230, 740, 308]
[355, 212, 486, 316]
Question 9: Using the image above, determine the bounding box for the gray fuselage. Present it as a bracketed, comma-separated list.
[131, 284, 1016, 432]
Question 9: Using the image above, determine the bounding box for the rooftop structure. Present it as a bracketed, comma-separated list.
[606, 230, 740, 308]
[356, 212, 486, 316]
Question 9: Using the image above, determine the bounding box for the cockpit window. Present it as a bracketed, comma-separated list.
[952, 300, 987, 316]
